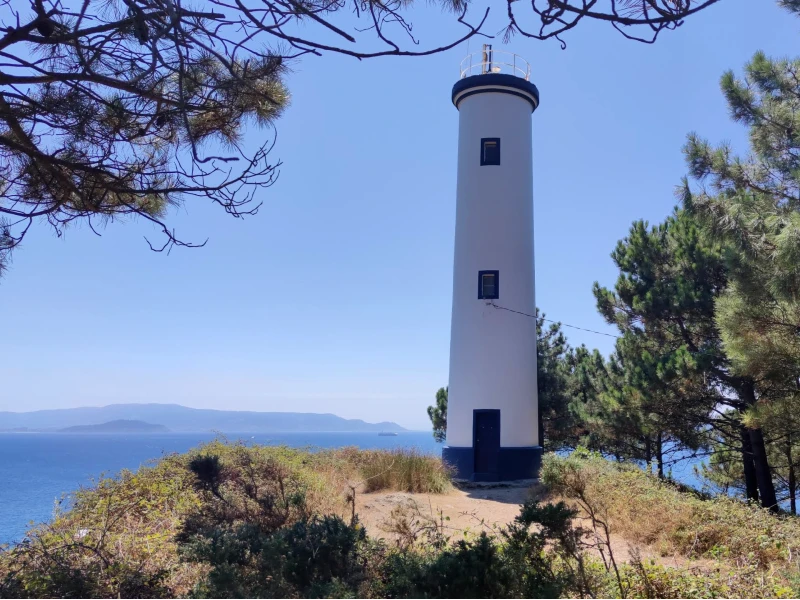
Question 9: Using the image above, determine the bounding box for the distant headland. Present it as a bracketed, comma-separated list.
[58, 420, 170, 434]
[0, 403, 407, 434]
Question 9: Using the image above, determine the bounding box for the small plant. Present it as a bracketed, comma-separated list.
[379, 499, 454, 550]
[11, 443, 800, 599]
[542, 451, 800, 573]
[358, 448, 452, 494]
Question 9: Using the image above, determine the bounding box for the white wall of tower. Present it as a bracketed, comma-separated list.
[446, 90, 539, 449]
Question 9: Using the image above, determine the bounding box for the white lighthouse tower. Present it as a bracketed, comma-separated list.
[442, 46, 542, 481]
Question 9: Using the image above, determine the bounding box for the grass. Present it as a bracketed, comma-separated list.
[0, 441, 451, 598]
[614, 559, 798, 599]
[183, 441, 451, 497]
[354, 448, 452, 494]
[6, 444, 800, 598]
[540, 450, 800, 570]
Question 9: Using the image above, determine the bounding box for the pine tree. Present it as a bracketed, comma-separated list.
[594, 208, 779, 509]
[681, 16, 800, 509]
[537, 311, 578, 451]
[0, 0, 728, 276]
[0, 0, 483, 273]
[683, 47, 800, 387]
[427, 387, 448, 443]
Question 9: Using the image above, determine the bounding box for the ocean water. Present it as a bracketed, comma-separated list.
[0, 431, 442, 545]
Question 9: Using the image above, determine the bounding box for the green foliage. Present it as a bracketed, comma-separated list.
[426, 387, 448, 443]
[188, 454, 222, 492]
[185, 514, 369, 599]
[279, 517, 367, 593]
[593, 208, 726, 418]
[374, 499, 587, 599]
[592, 203, 782, 505]
[781, 0, 800, 16]
[592, 556, 799, 599]
[536, 311, 582, 451]
[7, 443, 800, 599]
[177, 445, 372, 598]
[357, 448, 452, 494]
[0, 442, 453, 598]
[0, 454, 201, 598]
[696, 431, 747, 497]
[392, 533, 517, 598]
[684, 47, 800, 385]
[677, 17, 800, 510]
[567, 345, 647, 462]
[543, 452, 800, 571]
[583, 209, 724, 480]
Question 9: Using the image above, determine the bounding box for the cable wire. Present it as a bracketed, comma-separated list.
[487, 301, 620, 339]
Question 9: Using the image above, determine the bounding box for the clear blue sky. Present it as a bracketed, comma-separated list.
[0, 0, 796, 429]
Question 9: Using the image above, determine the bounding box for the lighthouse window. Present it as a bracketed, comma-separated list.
[478, 270, 499, 299]
[480, 138, 500, 166]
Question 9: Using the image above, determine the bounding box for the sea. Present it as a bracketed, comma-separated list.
[0, 431, 442, 546]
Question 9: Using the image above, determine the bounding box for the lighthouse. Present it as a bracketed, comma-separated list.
[442, 46, 542, 482]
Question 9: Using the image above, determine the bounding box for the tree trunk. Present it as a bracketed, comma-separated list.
[740, 425, 759, 503]
[749, 427, 779, 511]
[538, 403, 544, 451]
[656, 430, 664, 479]
[739, 380, 779, 511]
[644, 436, 652, 473]
[787, 436, 796, 515]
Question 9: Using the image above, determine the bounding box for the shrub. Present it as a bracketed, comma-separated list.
[374, 499, 587, 599]
[0, 442, 453, 599]
[280, 516, 368, 591]
[357, 448, 452, 494]
[0, 453, 203, 598]
[541, 451, 800, 570]
[185, 515, 370, 599]
[610, 556, 798, 599]
[18, 444, 800, 599]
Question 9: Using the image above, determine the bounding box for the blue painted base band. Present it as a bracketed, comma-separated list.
[442, 446, 543, 482]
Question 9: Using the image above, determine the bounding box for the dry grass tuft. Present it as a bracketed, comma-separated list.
[541, 451, 800, 570]
[356, 448, 452, 494]
[0, 441, 452, 597]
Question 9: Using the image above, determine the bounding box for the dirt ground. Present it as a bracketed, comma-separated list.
[356, 485, 534, 540]
[355, 484, 693, 568]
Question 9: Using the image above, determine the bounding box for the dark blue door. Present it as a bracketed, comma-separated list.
[473, 410, 500, 480]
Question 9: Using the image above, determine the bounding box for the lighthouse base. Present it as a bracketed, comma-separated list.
[442, 446, 542, 482]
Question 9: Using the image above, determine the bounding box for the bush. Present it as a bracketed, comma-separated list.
[357, 448, 452, 494]
[280, 516, 368, 592]
[171, 445, 589, 598]
[0, 454, 201, 598]
[601, 562, 798, 600]
[185, 515, 370, 599]
[0, 442, 452, 599]
[376, 501, 586, 599]
[178, 447, 583, 598]
[9, 444, 800, 598]
[541, 450, 800, 571]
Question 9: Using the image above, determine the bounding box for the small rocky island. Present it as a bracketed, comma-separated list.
[58, 420, 170, 433]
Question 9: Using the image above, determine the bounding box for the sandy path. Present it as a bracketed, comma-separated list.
[356, 486, 533, 540]
[354, 484, 694, 569]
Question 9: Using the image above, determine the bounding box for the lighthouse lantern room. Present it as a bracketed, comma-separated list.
[442, 46, 542, 482]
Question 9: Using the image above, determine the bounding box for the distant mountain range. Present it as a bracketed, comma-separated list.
[58, 420, 170, 434]
[0, 403, 407, 433]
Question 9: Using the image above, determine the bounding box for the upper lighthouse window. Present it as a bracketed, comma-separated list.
[480, 138, 500, 166]
[478, 270, 499, 299]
